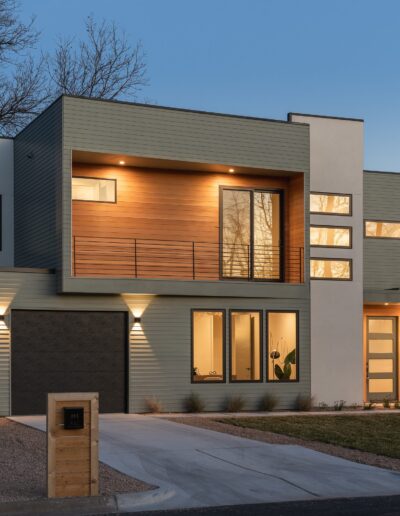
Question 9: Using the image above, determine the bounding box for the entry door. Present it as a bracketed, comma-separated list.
[367, 316, 397, 401]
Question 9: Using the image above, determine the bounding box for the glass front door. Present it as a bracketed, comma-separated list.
[367, 317, 397, 401]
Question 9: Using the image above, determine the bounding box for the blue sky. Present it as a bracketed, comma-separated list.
[19, 0, 400, 170]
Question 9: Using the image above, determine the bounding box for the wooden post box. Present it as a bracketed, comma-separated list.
[47, 393, 99, 498]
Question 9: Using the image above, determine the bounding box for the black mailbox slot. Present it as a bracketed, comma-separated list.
[64, 407, 84, 429]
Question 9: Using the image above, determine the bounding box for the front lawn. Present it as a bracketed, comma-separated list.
[218, 415, 400, 459]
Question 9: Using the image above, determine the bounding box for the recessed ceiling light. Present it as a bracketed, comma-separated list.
[228, 168, 235, 173]
[119, 160, 125, 165]
[384, 302, 389, 306]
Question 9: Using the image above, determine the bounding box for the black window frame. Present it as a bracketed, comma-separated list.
[364, 219, 400, 240]
[310, 257, 353, 281]
[229, 309, 263, 383]
[72, 176, 117, 204]
[266, 310, 300, 383]
[219, 186, 285, 282]
[191, 309, 226, 384]
[310, 224, 353, 249]
[310, 191, 352, 216]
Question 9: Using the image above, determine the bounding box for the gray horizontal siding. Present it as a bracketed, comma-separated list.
[364, 172, 400, 290]
[125, 294, 310, 413]
[0, 270, 309, 415]
[14, 99, 63, 270]
[61, 96, 310, 289]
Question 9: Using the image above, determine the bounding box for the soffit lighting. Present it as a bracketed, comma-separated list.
[119, 160, 126, 165]
[384, 302, 389, 306]
[228, 168, 235, 173]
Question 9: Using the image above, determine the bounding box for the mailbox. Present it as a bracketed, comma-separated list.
[64, 407, 84, 429]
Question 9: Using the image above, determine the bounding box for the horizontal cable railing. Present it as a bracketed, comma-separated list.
[73, 236, 304, 283]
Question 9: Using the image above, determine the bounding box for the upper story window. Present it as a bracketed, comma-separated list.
[365, 220, 400, 239]
[310, 258, 352, 280]
[310, 192, 352, 215]
[310, 225, 352, 248]
[72, 177, 116, 203]
[221, 188, 282, 280]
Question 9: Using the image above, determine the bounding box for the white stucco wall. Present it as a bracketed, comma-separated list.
[291, 115, 364, 405]
[0, 138, 14, 266]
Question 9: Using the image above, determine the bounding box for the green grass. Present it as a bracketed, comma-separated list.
[218, 415, 400, 459]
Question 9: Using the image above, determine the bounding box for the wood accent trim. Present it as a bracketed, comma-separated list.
[47, 392, 99, 498]
[72, 163, 304, 282]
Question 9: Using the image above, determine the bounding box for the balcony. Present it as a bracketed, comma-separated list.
[73, 236, 304, 283]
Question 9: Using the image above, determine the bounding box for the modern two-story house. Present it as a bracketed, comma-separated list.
[0, 96, 398, 415]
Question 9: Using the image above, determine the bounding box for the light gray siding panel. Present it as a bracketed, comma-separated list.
[61, 96, 310, 289]
[364, 172, 400, 290]
[125, 295, 310, 413]
[14, 99, 63, 269]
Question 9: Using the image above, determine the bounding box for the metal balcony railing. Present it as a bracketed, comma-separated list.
[73, 236, 304, 283]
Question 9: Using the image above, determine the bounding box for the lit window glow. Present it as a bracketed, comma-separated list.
[310, 226, 351, 248]
[72, 177, 116, 202]
[365, 221, 400, 239]
[310, 258, 352, 280]
[192, 311, 224, 382]
[310, 193, 351, 215]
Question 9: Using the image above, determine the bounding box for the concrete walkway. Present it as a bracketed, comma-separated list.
[11, 414, 400, 512]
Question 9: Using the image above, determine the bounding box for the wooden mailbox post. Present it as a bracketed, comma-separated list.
[47, 393, 99, 498]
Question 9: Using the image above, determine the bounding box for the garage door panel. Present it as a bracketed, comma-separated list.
[12, 351, 125, 374]
[11, 310, 127, 415]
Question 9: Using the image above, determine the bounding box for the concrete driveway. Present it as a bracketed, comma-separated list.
[11, 414, 400, 512]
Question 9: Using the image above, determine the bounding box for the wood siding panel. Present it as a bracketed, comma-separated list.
[72, 163, 304, 282]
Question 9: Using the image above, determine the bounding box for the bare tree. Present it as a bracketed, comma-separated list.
[49, 16, 147, 100]
[0, 0, 49, 135]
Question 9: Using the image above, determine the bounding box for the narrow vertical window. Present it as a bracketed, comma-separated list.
[192, 311, 225, 382]
[267, 312, 298, 381]
[230, 311, 262, 382]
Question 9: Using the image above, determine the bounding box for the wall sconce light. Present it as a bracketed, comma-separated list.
[0, 315, 4, 321]
[133, 316, 141, 324]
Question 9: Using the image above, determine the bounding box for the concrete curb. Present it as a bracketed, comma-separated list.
[0, 487, 173, 516]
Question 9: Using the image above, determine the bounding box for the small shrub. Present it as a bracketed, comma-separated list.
[318, 401, 328, 410]
[349, 403, 359, 410]
[225, 395, 245, 413]
[184, 392, 205, 413]
[295, 394, 314, 412]
[363, 402, 375, 410]
[144, 397, 162, 413]
[394, 401, 400, 410]
[259, 393, 278, 411]
[383, 397, 391, 409]
[334, 400, 346, 411]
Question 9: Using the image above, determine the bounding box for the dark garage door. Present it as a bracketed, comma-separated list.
[11, 310, 127, 415]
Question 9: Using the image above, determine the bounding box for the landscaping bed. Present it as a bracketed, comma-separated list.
[170, 414, 400, 472]
[0, 418, 154, 502]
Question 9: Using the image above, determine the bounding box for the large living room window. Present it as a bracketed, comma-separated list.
[310, 192, 351, 215]
[365, 220, 400, 239]
[310, 258, 352, 280]
[192, 310, 225, 382]
[230, 311, 262, 382]
[310, 225, 352, 248]
[221, 188, 282, 280]
[72, 177, 116, 202]
[267, 312, 298, 381]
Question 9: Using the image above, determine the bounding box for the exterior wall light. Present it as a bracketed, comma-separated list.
[133, 316, 141, 324]
[0, 315, 4, 321]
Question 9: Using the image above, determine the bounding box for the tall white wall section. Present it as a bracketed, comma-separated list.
[291, 115, 364, 405]
[0, 138, 14, 267]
